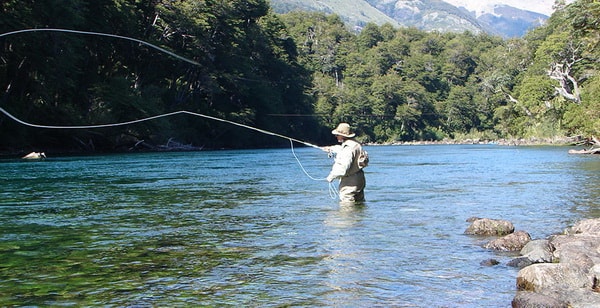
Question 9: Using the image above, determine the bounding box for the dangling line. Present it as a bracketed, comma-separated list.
[328, 182, 339, 200]
[289, 140, 337, 199]
[289, 139, 326, 181]
[0, 28, 201, 66]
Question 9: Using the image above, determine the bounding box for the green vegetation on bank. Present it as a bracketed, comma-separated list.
[0, 0, 598, 153]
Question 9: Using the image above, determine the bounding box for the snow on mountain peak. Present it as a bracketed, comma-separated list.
[442, 0, 572, 17]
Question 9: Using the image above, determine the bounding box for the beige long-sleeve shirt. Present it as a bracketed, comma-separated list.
[327, 139, 363, 181]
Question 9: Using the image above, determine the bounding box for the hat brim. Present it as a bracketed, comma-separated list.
[332, 129, 355, 138]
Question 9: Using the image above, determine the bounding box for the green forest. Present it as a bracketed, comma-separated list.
[0, 0, 598, 154]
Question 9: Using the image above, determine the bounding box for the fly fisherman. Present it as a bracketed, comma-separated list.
[322, 123, 367, 203]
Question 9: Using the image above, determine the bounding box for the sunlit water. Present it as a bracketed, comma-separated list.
[1, 145, 599, 307]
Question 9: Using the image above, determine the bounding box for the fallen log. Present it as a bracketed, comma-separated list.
[568, 148, 600, 154]
[568, 136, 600, 154]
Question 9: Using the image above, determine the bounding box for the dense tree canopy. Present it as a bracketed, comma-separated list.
[279, 0, 599, 143]
[0, 0, 317, 152]
[0, 0, 598, 154]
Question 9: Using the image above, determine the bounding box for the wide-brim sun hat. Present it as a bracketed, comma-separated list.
[331, 123, 355, 138]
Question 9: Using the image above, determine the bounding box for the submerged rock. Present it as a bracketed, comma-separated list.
[480, 258, 500, 266]
[507, 256, 533, 268]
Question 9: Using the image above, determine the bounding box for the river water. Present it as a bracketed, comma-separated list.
[1, 144, 599, 307]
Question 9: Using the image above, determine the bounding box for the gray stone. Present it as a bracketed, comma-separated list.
[480, 258, 500, 266]
[520, 239, 553, 263]
[512, 291, 568, 308]
[484, 230, 531, 251]
[512, 218, 600, 307]
[507, 256, 533, 268]
[464, 218, 515, 236]
[516, 263, 590, 291]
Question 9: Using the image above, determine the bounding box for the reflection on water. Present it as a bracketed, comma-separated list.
[322, 203, 371, 307]
[0, 145, 598, 307]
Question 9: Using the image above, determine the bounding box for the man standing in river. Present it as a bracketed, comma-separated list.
[322, 123, 367, 203]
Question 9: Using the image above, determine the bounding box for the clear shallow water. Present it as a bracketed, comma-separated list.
[1, 145, 599, 307]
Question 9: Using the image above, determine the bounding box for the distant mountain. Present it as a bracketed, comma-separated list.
[442, 0, 562, 17]
[269, 0, 553, 38]
[269, 0, 402, 29]
[365, 0, 484, 33]
[474, 5, 547, 37]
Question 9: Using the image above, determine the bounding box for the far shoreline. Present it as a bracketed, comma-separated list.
[1, 136, 593, 160]
[367, 136, 580, 146]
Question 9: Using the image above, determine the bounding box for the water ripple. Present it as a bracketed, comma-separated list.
[0, 145, 598, 306]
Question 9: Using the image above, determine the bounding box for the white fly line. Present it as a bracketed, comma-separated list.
[0, 28, 332, 188]
[0, 107, 321, 149]
[1, 106, 331, 186]
[0, 28, 201, 66]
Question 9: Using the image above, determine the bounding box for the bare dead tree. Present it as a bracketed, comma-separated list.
[569, 136, 600, 155]
[547, 40, 584, 104]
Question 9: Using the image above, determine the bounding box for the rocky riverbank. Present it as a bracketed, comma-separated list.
[465, 217, 600, 307]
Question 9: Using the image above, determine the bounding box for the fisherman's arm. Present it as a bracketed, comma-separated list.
[321, 145, 342, 154]
[326, 149, 353, 182]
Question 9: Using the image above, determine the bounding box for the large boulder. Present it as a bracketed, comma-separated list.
[508, 239, 554, 268]
[520, 239, 553, 263]
[516, 263, 590, 291]
[513, 218, 600, 307]
[513, 287, 600, 308]
[484, 230, 531, 251]
[568, 218, 600, 234]
[512, 291, 569, 308]
[464, 218, 515, 236]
